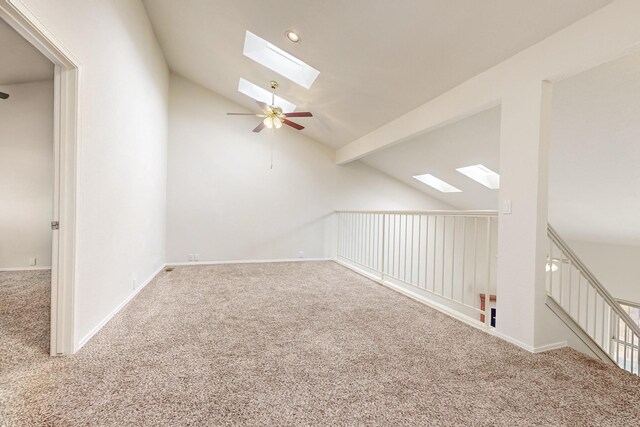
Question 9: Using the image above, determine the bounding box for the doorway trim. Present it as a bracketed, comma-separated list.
[0, 0, 80, 355]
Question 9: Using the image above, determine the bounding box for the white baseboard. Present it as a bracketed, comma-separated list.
[532, 341, 567, 353]
[491, 330, 565, 353]
[76, 259, 329, 351]
[334, 259, 567, 355]
[490, 330, 536, 352]
[0, 266, 52, 272]
[334, 259, 489, 332]
[76, 263, 166, 351]
[168, 258, 331, 266]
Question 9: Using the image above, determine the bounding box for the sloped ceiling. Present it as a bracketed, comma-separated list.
[358, 50, 640, 246]
[0, 19, 53, 85]
[360, 107, 501, 210]
[142, 0, 611, 148]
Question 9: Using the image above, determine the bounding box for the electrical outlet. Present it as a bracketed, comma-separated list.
[188, 254, 194, 262]
[29, 257, 37, 266]
[132, 279, 137, 290]
[298, 251, 304, 259]
[194, 253, 199, 261]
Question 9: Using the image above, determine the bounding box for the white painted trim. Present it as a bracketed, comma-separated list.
[77, 259, 329, 349]
[0, 0, 81, 356]
[168, 258, 331, 266]
[77, 264, 166, 350]
[532, 341, 568, 353]
[333, 260, 489, 333]
[491, 329, 566, 353]
[0, 267, 52, 272]
[490, 330, 536, 353]
[334, 259, 567, 354]
[545, 296, 614, 364]
[616, 298, 640, 309]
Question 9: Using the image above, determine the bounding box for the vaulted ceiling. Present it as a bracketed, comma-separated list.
[0, 19, 53, 85]
[142, 0, 611, 148]
[358, 50, 640, 246]
[360, 107, 501, 210]
[142, 0, 640, 246]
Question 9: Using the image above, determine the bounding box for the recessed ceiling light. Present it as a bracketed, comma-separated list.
[243, 31, 320, 89]
[413, 174, 462, 193]
[237, 78, 296, 113]
[456, 164, 500, 189]
[285, 30, 300, 43]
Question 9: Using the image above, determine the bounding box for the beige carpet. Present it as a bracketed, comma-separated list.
[1, 262, 640, 426]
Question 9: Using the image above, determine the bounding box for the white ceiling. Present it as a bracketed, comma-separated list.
[358, 50, 640, 247]
[142, 0, 611, 148]
[0, 19, 53, 85]
[360, 107, 501, 210]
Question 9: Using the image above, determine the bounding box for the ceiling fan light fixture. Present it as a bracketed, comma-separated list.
[228, 80, 313, 133]
[285, 30, 300, 43]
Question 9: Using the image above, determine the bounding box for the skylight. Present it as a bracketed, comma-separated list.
[413, 174, 462, 193]
[243, 31, 320, 89]
[237, 78, 296, 113]
[456, 164, 500, 189]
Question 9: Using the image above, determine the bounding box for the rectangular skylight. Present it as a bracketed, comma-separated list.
[456, 164, 500, 189]
[237, 78, 296, 113]
[243, 31, 320, 89]
[413, 174, 462, 193]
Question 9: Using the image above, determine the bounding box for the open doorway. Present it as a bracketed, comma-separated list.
[0, 18, 54, 358]
[0, 0, 79, 356]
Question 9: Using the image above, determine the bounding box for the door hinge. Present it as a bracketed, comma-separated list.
[51, 221, 59, 230]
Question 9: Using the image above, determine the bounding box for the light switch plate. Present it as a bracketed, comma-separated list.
[502, 200, 512, 214]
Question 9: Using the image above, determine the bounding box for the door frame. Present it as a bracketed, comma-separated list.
[0, 0, 80, 355]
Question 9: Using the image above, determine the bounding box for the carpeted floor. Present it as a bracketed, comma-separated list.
[1, 262, 640, 426]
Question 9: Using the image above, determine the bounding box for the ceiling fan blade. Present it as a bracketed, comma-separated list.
[227, 112, 260, 116]
[252, 122, 266, 133]
[256, 101, 272, 114]
[284, 112, 312, 117]
[0, 92, 9, 99]
[283, 119, 304, 130]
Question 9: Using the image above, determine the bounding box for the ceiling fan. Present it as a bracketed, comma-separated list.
[227, 81, 312, 133]
[0, 92, 9, 99]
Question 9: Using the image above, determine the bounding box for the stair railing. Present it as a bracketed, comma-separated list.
[547, 224, 640, 375]
[336, 210, 498, 327]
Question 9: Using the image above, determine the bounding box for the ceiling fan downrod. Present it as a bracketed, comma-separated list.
[270, 80, 278, 106]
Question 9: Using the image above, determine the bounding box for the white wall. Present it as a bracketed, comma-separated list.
[21, 0, 169, 346]
[0, 80, 53, 269]
[167, 74, 452, 263]
[568, 240, 640, 304]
